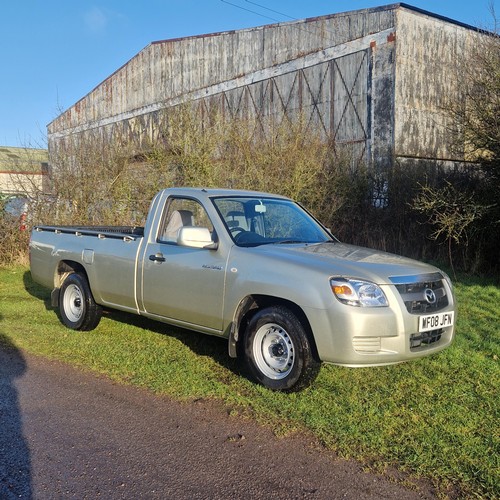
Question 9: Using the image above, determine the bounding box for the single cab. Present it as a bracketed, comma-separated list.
[30, 188, 456, 391]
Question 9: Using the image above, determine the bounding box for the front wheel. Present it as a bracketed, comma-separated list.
[59, 273, 102, 331]
[243, 306, 320, 391]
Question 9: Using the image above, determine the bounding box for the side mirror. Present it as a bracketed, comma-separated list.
[177, 227, 218, 249]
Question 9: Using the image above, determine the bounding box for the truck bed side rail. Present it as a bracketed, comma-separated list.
[33, 225, 145, 241]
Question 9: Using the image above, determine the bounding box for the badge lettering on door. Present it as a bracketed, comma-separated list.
[202, 264, 223, 271]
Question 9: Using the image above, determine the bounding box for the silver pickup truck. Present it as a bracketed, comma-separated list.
[30, 187, 456, 391]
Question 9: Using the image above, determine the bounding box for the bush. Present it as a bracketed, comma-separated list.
[146, 107, 369, 226]
[0, 214, 30, 267]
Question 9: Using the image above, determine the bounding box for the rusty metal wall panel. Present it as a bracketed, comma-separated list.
[48, 6, 397, 136]
[45, 7, 461, 171]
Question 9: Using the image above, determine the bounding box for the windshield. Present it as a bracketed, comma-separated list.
[212, 196, 332, 247]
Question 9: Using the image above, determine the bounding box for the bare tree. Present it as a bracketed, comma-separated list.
[412, 11, 500, 274]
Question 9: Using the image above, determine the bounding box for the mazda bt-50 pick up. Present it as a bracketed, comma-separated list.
[29, 188, 456, 391]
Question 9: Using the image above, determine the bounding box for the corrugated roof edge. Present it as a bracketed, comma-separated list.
[398, 2, 493, 33]
[149, 2, 488, 47]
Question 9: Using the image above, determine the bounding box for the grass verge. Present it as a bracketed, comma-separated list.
[1, 266, 498, 498]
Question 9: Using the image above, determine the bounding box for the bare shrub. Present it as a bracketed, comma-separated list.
[16, 100, 500, 274]
[0, 206, 30, 267]
[44, 136, 143, 226]
[147, 105, 369, 229]
[413, 180, 491, 276]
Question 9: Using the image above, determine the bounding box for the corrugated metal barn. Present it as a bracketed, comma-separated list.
[47, 2, 484, 169]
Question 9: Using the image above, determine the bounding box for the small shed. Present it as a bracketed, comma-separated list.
[0, 146, 49, 196]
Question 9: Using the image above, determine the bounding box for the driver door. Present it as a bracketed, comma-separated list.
[141, 197, 226, 332]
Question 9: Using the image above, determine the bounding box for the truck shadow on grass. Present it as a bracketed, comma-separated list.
[103, 308, 244, 381]
[22, 271, 244, 383]
[23, 271, 52, 311]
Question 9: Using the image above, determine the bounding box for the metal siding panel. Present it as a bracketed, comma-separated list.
[48, 6, 403, 164]
[333, 52, 368, 143]
[49, 8, 396, 133]
[394, 8, 472, 161]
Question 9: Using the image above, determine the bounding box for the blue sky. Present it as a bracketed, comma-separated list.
[0, 1, 497, 147]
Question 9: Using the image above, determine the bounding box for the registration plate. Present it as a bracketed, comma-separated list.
[419, 311, 454, 332]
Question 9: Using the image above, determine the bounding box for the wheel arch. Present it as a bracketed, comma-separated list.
[51, 260, 91, 307]
[228, 294, 320, 362]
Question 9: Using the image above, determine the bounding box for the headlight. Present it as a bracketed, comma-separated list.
[440, 270, 454, 291]
[330, 278, 388, 307]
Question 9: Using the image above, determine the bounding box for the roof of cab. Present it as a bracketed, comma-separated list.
[161, 187, 291, 200]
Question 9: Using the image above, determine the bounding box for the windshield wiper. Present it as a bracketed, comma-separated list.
[275, 239, 307, 244]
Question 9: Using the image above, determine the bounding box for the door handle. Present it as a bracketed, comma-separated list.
[149, 252, 166, 263]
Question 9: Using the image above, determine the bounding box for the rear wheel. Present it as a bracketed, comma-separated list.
[59, 273, 102, 331]
[243, 306, 320, 391]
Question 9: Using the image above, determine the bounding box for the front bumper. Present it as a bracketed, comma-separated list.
[305, 278, 456, 367]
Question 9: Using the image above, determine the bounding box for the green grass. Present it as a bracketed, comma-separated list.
[1, 266, 498, 498]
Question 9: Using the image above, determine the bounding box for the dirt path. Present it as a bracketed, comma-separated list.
[0, 343, 436, 499]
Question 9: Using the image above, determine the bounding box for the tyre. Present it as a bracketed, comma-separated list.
[243, 306, 320, 391]
[59, 273, 102, 331]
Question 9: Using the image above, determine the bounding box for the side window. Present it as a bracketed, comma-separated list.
[158, 198, 214, 243]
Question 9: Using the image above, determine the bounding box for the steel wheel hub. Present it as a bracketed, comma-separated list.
[253, 323, 295, 380]
[64, 284, 84, 322]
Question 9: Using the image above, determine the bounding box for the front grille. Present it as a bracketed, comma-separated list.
[410, 329, 443, 349]
[391, 274, 449, 315]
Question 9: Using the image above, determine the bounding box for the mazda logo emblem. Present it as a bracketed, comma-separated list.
[424, 288, 437, 304]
